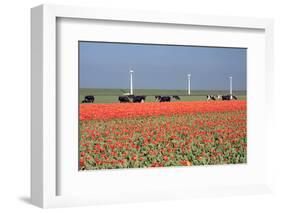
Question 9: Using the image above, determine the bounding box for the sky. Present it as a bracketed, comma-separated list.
[79, 42, 246, 91]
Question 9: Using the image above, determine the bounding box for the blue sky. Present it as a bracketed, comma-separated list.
[79, 42, 246, 90]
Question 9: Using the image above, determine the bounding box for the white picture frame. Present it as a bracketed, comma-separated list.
[31, 4, 274, 208]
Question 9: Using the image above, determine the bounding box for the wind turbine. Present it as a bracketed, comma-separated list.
[187, 74, 191, 95]
[229, 76, 232, 95]
[130, 70, 134, 95]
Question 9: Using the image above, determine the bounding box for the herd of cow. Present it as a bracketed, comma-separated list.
[81, 94, 238, 103]
[206, 94, 237, 101]
[118, 95, 181, 103]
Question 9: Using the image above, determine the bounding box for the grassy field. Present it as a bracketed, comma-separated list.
[80, 88, 246, 103]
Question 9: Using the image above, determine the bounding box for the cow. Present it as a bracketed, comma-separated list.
[132, 96, 146, 103]
[160, 96, 171, 102]
[222, 95, 232, 100]
[216, 95, 236, 100]
[206, 95, 216, 101]
[118, 95, 131, 103]
[155, 96, 161, 102]
[158, 96, 171, 102]
[82, 95, 95, 103]
[215, 95, 221, 100]
[155, 96, 173, 102]
[155, 96, 160, 101]
[232, 95, 238, 100]
[172, 95, 181, 100]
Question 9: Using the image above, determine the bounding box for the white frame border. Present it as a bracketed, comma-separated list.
[31, 4, 274, 208]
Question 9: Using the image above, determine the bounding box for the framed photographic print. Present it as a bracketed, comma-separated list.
[31, 4, 274, 208]
[78, 41, 247, 171]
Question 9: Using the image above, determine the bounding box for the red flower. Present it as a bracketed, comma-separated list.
[80, 158, 85, 167]
[79, 100, 247, 169]
[80, 101, 246, 121]
[132, 155, 137, 161]
[180, 160, 192, 166]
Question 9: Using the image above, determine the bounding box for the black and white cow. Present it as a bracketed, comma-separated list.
[216, 95, 222, 100]
[161, 96, 171, 102]
[155, 96, 171, 102]
[172, 95, 181, 100]
[211, 94, 238, 101]
[222, 95, 231, 100]
[206, 95, 216, 101]
[82, 95, 95, 103]
[118, 95, 131, 103]
[222, 94, 238, 100]
[232, 95, 238, 100]
[155, 96, 161, 102]
[132, 96, 146, 103]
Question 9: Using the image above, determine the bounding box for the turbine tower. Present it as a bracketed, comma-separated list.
[229, 76, 232, 95]
[130, 70, 134, 95]
[187, 74, 191, 95]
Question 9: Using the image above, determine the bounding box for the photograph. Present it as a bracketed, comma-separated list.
[79, 41, 247, 170]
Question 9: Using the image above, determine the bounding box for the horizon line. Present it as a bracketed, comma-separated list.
[80, 87, 247, 91]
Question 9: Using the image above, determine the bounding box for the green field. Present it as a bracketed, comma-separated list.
[80, 88, 246, 103]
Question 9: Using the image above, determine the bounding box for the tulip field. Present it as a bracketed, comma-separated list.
[79, 100, 247, 170]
